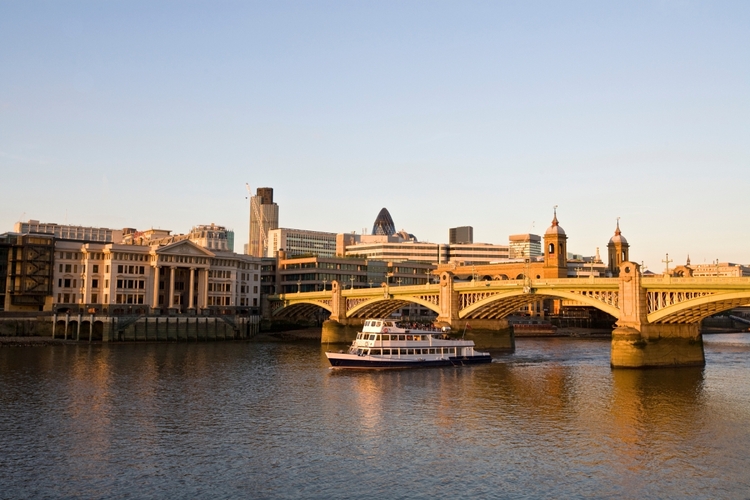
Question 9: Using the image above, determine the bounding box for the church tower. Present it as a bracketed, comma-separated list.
[607, 219, 629, 277]
[543, 207, 568, 278]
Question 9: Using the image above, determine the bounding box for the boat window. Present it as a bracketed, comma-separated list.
[429, 349, 435, 354]
[382, 349, 390, 355]
[383, 334, 390, 341]
[406, 335, 413, 341]
[407, 349, 414, 355]
[413, 335, 421, 341]
[375, 335, 381, 341]
[371, 349, 381, 355]
[375, 321, 382, 327]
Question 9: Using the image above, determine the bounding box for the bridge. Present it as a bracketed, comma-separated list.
[269, 262, 750, 368]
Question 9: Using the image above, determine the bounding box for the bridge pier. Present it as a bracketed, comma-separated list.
[611, 324, 704, 368]
[610, 262, 705, 368]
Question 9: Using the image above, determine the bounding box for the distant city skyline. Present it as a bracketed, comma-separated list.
[1, 1, 748, 272]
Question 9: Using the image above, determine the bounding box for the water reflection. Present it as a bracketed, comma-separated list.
[0, 339, 749, 498]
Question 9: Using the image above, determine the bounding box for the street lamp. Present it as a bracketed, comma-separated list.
[349, 275, 356, 289]
[297, 279, 301, 293]
[322, 279, 327, 292]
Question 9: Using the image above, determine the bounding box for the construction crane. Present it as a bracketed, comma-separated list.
[245, 183, 267, 257]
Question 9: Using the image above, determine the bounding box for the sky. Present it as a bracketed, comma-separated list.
[1, 1, 748, 272]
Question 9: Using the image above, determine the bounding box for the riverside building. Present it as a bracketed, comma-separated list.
[15, 220, 123, 243]
[248, 187, 279, 257]
[267, 228, 338, 258]
[50, 238, 262, 315]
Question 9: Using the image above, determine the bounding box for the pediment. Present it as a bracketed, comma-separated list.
[155, 239, 215, 257]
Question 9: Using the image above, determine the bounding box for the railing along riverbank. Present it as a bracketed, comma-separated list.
[0, 313, 261, 342]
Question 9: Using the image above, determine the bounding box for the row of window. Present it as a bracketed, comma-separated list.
[208, 283, 231, 292]
[358, 348, 458, 356]
[112, 252, 149, 262]
[116, 294, 145, 304]
[118, 265, 145, 275]
[57, 293, 109, 304]
[117, 279, 145, 290]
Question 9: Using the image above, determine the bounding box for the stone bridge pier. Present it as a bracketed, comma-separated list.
[611, 262, 704, 368]
[435, 271, 514, 350]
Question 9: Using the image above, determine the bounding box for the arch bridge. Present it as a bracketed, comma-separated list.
[269, 262, 750, 368]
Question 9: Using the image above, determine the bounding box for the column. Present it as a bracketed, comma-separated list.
[188, 267, 195, 309]
[152, 265, 161, 310]
[202, 269, 209, 309]
[168, 266, 176, 309]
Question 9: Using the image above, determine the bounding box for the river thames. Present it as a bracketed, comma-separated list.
[1, 335, 749, 499]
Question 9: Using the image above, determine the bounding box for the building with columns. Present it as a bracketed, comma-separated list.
[51, 238, 262, 315]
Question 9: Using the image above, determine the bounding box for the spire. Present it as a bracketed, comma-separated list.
[615, 217, 621, 236]
[686, 254, 691, 266]
[551, 205, 559, 226]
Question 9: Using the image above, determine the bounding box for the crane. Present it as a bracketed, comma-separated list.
[245, 183, 268, 256]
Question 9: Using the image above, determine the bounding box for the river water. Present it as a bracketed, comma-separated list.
[1, 334, 749, 499]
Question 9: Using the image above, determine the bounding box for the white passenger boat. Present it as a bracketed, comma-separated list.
[325, 318, 492, 369]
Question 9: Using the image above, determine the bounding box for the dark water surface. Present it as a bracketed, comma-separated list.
[1, 335, 749, 499]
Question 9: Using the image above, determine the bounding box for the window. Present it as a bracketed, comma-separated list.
[64, 278, 71, 288]
[65, 264, 72, 273]
[91, 293, 98, 303]
[93, 264, 99, 273]
[117, 265, 123, 273]
[92, 279, 99, 289]
[253, 286, 258, 294]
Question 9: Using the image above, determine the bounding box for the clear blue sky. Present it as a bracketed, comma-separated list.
[1, 1, 748, 271]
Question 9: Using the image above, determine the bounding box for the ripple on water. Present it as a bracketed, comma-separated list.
[0, 338, 749, 498]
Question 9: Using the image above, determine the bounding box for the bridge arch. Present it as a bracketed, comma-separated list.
[459, 289, 620, 319]
[272, 300, 332, 319]
[347, 296, 441, 319]
[648, 291, 750, 324]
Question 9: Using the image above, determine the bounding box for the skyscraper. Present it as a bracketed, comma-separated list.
[248, 187, 279, 257]
[449, 226, 473, 244]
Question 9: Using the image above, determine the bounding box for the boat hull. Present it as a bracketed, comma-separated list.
[326, 352, 492, 369]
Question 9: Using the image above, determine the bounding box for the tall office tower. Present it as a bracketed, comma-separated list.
[508, 234, 542, 258]
[372, 208, 396, 236]
[449, 226, 473, 244]
[248, 187, 279, 257]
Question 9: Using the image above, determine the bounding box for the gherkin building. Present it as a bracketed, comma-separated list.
[372, 208, 396, 236]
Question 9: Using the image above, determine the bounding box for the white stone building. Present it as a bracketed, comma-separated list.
[52, 239, 262, 314]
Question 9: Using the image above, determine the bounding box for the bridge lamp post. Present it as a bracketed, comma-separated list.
[322, 279, 327, 292]
[368, 279, 373, 288]
[297, 280, 301, 293]
[349, 275, 356, 289]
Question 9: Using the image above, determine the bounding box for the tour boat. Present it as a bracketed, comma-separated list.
[325, 318, 492, 369]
